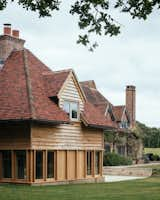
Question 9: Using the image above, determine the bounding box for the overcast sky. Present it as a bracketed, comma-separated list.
[0, 2, 160, 127]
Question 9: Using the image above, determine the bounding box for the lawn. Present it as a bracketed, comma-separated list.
[144, 148, 160, 155]
[0, 178, 160, 200]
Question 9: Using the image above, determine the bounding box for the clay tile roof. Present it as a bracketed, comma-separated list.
[80, 83, 110, 105]
[112, 105, 125, 122]
[0, 49, 69, 123]
[81, 102, 117, 129]
[43, 70, 71, 97]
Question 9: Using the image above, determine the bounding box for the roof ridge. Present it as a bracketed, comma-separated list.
[23, 49, 36, 119]
[54, 69, 72, 73]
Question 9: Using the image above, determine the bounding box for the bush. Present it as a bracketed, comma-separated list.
[103, 152, 132, 166]
[152, 169, 160, 176]
[145, 153, 160, 161]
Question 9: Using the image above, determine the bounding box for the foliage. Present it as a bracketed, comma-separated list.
[152, 168, 160, 177]
[137, 121, 160, 148]
[0, 1, 159, 50]
[103, 152, 132, 166]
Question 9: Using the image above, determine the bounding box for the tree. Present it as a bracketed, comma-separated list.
[0, 0, 159, 50]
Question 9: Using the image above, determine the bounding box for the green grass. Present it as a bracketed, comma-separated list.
[144, 148, 160, 155]
[0, 178, 160, 200]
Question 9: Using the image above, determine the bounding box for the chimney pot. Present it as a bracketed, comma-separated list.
[12, 30, 19, 38]
[3, 23, 11, 36]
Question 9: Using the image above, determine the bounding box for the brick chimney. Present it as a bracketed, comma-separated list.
[0, 24, 25, 63]
[126, 85, 136, 128]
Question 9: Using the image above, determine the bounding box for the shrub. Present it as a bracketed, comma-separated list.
[103, 152, 132, 166]
[152, 169, 160, 176]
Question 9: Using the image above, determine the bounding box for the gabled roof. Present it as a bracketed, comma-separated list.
[80, 82, 110, 105]
[0, 49, 69, 123]
[113, 105, 126, 122]
[81, 102, 117, 129]
[43, 70, 71, 97]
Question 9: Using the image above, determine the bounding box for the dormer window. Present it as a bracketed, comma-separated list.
[63, 101, 79, 120]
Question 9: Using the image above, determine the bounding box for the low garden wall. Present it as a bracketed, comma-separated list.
[103, 166, 152, 177]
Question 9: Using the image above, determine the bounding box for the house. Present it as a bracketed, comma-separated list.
[80, 80, 142, 160]
[0, 24, 117, 185]
[0, 24, 141, 185]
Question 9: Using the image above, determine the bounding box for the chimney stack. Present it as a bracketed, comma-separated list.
[3, 23, 11, 35]
[126, 85, 136, 128]
[0, 24, 25, 63]
[12, 30, 19, 38]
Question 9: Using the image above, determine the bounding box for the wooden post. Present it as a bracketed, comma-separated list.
[44, 150, 47, 181]
[26, 150, 29, 182]
[100, 151, 103, 176]
[92, 150, 95, 177]
[66, 150, 69, 180]
[75, 150, 78, 179]
[84, 150, 87, 178]
[11, 150, 15, 180]
[55, 150, 58, 180]
[33, 150, 36, 182]
[0, 151, 2, 180]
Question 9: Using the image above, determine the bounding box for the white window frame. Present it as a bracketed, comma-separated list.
[63, 100, 80, 121]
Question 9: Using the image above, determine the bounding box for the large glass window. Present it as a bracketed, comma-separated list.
[15, 151, 26, 179]
[87, 151, 92, 175]
[95, 151, 100, 175]
[36, 151, 43, 179]
[47, 151, 54, 178]
[2, 150, 12, 178]
[63, 101, 79, 120]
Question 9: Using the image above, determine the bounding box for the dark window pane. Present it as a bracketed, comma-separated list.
[87, 151, 92, 175]
[70, 102, 78, 119]
[47, 151, 54, 178]
[117, 145, 125, 156]
[16, 151, 26, 179]
[95, 151, 100, 174]
[63, 101, 70, 115]
[2, 150, 12, 178]
[36, 151, 43, 179]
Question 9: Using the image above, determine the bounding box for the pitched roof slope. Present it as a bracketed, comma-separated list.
[81, 102, 117, 129]
[0, 49, 69, 123]
[80, 83, 110, 105]
[43, 70, 71, 97]
[113, 105, 125, 122]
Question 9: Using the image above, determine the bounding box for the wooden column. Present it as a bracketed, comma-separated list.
[100, 151, 103, 176]
[75, 150, 78, 179]
[55, 150, 58, 180]
[66, 150, 69, 180]
[44, 150, 47, 181]
[33, 150, 36, 182]
[84, 150, 87, 178]
[11, 150, 15, 180]
[92, 150, 95, 177]
[0, 151, 2, 180]
[26, 150, 30, 182]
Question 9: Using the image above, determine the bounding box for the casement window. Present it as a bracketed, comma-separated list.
[47, 151, 54, 178]
[120, 121, 128, 129]
[15, 150, 26, 179]
[36, 151, 43, 179]
[95, 151, 100, 175]
[63, 101, 79, 120]
[2, 150, 12, 178]
[87, 151, 92, 175]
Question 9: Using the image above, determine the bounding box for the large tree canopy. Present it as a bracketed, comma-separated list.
[0, 0, 159, 50]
